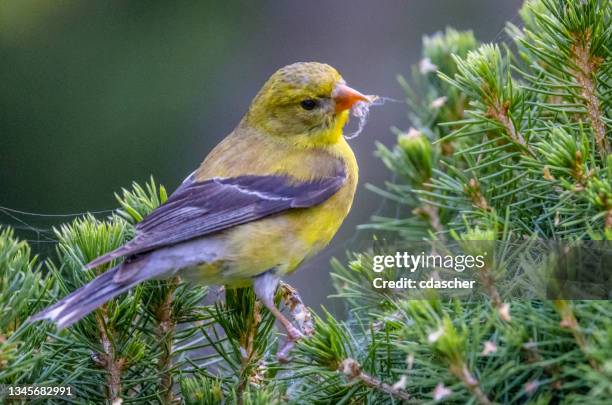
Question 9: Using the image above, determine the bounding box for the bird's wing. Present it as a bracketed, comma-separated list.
[85, 168, 346, 269]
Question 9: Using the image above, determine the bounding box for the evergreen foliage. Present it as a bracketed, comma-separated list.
[0, 0, 610, 403]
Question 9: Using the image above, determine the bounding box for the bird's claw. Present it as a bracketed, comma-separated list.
[286, 324, 303, 341]
[276, 325, 304, 363]
[276, 340, 295, 363]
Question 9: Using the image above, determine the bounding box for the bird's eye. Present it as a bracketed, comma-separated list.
[300, 99, 317, 110]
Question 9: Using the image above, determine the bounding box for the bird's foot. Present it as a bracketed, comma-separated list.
[285, 323, 303, 341]
[275, 282, 313, 363]
[276, 325, 304, 363]
[276, 340, 296, 363]
[279, 282, 314, 337]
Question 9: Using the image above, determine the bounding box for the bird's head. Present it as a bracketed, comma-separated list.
[245, 62, 369, 146]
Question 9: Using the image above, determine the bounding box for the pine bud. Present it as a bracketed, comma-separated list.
[433, 382, 452, 401]
[398, 128, 433, 184]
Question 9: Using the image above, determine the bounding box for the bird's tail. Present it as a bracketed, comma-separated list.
[30, 264, 145, 330]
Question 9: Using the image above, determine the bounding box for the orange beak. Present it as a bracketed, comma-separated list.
[333, 83, 369, 113]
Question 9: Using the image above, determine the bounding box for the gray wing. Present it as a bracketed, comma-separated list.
[85, 168, 346, 269]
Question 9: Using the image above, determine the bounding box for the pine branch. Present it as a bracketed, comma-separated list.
[338, 358, 413, 402]
[570, 30, 610, 157]
[447, 362, 491, 405]
[94, 308, 126, 403]
[154, 278, 179, 405]
[235, 299, 263, 404]
[553, 300, 601, 371]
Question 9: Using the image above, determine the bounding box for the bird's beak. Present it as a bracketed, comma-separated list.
[333, 83, 369, 113]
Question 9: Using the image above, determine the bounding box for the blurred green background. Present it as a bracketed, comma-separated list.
[0, 0, 521, 308]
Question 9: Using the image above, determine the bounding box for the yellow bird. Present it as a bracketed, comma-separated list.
[32, 62, 369, 342]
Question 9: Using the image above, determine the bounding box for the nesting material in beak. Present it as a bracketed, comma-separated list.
[333, 83, 396, 140]
[344, 94, 388, 140]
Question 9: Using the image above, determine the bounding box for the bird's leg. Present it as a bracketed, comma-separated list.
[252, 271, 302, 342]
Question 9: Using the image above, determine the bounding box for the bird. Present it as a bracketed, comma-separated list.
[31, 62, 369, 344]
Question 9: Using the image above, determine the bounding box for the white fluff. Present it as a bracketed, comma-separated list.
[344, 96, 402, 140]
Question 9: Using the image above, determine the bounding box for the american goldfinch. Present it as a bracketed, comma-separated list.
[32, 62, 369, 342]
